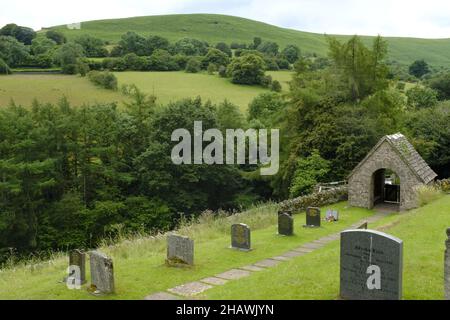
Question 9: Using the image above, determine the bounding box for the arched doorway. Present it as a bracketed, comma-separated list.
[372, 169, 400, 210]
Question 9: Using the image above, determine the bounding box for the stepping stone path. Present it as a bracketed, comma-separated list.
[144, 213, 389, 300]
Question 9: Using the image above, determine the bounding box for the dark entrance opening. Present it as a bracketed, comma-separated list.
[372, 169, 400, 210]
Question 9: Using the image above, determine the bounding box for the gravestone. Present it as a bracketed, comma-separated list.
[89, 251, 115, 294]
[340, 229, 403, 300]
[445, 228, 450, 300]
[69, 250, 86, 285]
[278, 209, 293, 216]
[166, 234, 194, 266]
[325, 210, 339, 222]
[278, 213, 294, 236]
[231, 224, 251, 251]
[304, 207, 321, 228]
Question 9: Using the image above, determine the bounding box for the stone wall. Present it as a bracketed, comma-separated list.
[348, 141, 423, 211]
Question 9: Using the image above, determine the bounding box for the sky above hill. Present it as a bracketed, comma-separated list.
[2, 0, 450, 38]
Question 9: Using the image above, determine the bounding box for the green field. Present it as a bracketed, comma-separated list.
[48, 14, 450, 67]
[0, 196, 447, 300]
[115, 71, 292, 110]
[0, 71, 292, 110]
[0, 74, 127, 107]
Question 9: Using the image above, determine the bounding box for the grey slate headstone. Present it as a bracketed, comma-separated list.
[231, 224, 251, 251]
[340, 229, 403, 300]
[89, 251, 115, 294]
[69, 249, 86, 284]
[445, 228, 450, 300]
[278, 213, 294, 236]
[304, 207, 321, 228]
[278, 209, 293, 216]
[166, 234, 194, 266]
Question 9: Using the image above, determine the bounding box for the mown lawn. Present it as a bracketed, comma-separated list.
[0, 202, 375, 300]
[204, 195, 450, 300]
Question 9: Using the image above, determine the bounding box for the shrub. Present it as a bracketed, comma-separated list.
[0, 58, 11, 74]
[406, 86, 438, 109]
[416, 185, 442, 207]
[435, 179, 450, 193]
[45, 30, 66, 45]
[227, 53, 266, 85]
[271, 80, 282, 92]
[218, 65, 227, 78]
[185, 57, 201, 73]
[207, 63, 217, 75]
[260, 75, 272, 88]
[88, 71, 118, 90]
[76, 61, 90, 77]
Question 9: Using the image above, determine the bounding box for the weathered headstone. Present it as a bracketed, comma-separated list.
[445, 228, 450, 300]
[166, 234, 194, 266]
[69, 250, 86, 285]
[231, 224, 251, 251]
[304, 207, 321, 228]
[89, 251, 115, 294]
[278, 213, 294, 236]
[278, 209, 293, 216]
[340, 229, 403, 300]
[325, 210, 339, 222]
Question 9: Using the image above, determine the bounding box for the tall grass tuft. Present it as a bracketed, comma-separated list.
[416, 184, 443, 207]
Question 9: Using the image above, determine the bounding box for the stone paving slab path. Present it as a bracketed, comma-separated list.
[168, 281, 213, 297]
[144, 213, 389, 300]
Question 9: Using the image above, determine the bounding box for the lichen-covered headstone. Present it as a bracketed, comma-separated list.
[231, 224, 251, 251]
[445, 228, 450, 300]
[304, 207, 321, 228]
[166, 234, 194, 266]
[278, 213, 294, 236]
[69, 250, 86, 285]
[89, 251, 115, 294]
[340, 230, 403, 300]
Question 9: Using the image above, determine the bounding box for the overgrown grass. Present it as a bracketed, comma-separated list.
[416, 185, 443, 207]
[48, 13, 450, 67]
[204, 195, 450, 300]
[0, 201, 376, 300]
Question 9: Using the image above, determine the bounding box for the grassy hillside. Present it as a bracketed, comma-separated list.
[0, 195, 448, 300]
[47, 14, 450, 67]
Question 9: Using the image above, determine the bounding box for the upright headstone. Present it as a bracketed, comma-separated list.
[89, 251, 115, 294]
[69, 250, 86, 285]
[278, 213, 294, 236]
[445, 228, 450, 300]
[231, 224, 251, 251]
[340, 229, 403, 300]
[278, 209, 293, 216]
[166, 234, 194, 266]
[304, 207, 321, 228]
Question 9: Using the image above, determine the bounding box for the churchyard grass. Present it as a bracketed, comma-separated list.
[204, 195, 450, 300]
[0, 201, 374, 300]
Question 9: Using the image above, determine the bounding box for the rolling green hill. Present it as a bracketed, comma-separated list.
[46, 14, 450, 67]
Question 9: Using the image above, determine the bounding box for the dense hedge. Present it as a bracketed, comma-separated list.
[279, 186, 348, 213]
[88, 71, 118, 90]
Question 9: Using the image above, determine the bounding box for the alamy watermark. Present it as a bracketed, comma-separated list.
[171, 121, 279, 176]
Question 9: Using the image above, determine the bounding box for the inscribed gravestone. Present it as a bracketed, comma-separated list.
[278, 213, 294, 236]
[231, 224, 251, 251]
[445, 228, 450, 300]
[304, 207, 321, 228]
[166, 234, 194, 266]
[340, 229, 403, 300]
[89, 251, 115, 294]
[69, 250, 86, 284]
[278, 209, 293, 216]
